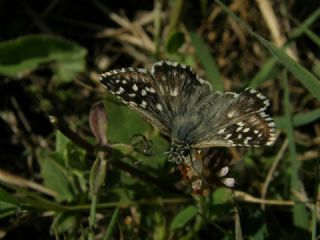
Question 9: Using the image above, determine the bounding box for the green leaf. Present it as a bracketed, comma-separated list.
[0, 187, 19, 219]
[0, 35, 87, 83]
[55, 130, 86, 170]
[214, 0, 320, 101]
[40, 156, 75, 202]
[56, 130, 70, 157]
[52, 212, 77, 234]
[190, 31, 223, 91]
[105, 100, 150, 143]
[166, 31, 185, 53]
[293, 204, 309, 230]
[54, 59, 86, 83]
[0, 187, 19, 205]
[170, 205, 198, 231]
[211, 188, 233, 204]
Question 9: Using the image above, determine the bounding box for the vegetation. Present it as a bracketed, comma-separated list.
[0, 0, 320, 239]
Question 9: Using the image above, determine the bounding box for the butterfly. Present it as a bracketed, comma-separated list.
[99, 61, 276, 166]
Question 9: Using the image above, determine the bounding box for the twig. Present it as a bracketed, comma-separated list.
[234, 190, 294, 206]
[261, 138, 288, 208]
[22, 1, 53, 34]
[49, 116, 96, 153]
[154, 0, 163, 57]
[10, 97, 32, 134]
[0, 169, 57, 198]
[49, 115, 186, 196]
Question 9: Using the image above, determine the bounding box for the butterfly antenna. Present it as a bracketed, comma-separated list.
[133, 151, 170, 165]
[147, 151, 171, 159]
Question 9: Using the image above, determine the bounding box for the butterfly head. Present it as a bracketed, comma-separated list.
[168, 142, 191, 164]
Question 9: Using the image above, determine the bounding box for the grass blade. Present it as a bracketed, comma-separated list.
[249, 57, 279, 88]
[250, 8, 320, 88]
[170, 205, 198, 231]
[311, 151, 319, 240]
[305, 28, 320, 48]
[103, 207, 120, 240]
[290, 8, 320, 39]
[190, 31, 223, 91]
[214, 0, 320, 100]
[275, 108, 320, 129]
[282, 72, 309, 230]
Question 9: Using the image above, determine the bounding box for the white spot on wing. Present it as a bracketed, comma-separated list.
[222, 178, 235, 188]
[159, 85, 164, 94]
[116, 87, 125, 94]
[132, 84, 138, 91]
[225, 134, 232, 139]
[227, 110, 236, 118]
[156, 104, 163, 111]
[140, 100, 147, 108]
[236, 121, 245, 126]
[147, 87, 155, 93]
[217, 128, 226, 134]
[218, 166, 229, 177]
[249, 88, 256, 94]
[243, 128, 250, 132]
[170, 88, 178, 96]
[236, 126, 243, 132]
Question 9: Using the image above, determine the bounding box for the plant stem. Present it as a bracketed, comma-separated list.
[89, 195, 98, 240]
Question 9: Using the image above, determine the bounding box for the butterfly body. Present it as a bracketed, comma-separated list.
[100, 61, 276, 165]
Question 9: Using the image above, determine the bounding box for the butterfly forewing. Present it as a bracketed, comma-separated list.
[150, 61, 211, 97]
[100, 67, 171, 135]
[100, 61, 212, 136]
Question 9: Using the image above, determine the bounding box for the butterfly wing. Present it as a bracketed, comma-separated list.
[150, 61, 211, 125]
[99, 61, 210, 136]
[187, 88, 276, 148]
[100, 67, 170, 135]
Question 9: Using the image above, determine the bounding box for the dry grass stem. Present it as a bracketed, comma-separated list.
[261, 138, 288, 208]
[0, 169, 57, 197]
[256, 0, 298, 60]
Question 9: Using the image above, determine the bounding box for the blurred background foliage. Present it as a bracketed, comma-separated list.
[0, 0, 320, 239]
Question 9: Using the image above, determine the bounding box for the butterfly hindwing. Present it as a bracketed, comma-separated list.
[191, 88, 276, 148]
